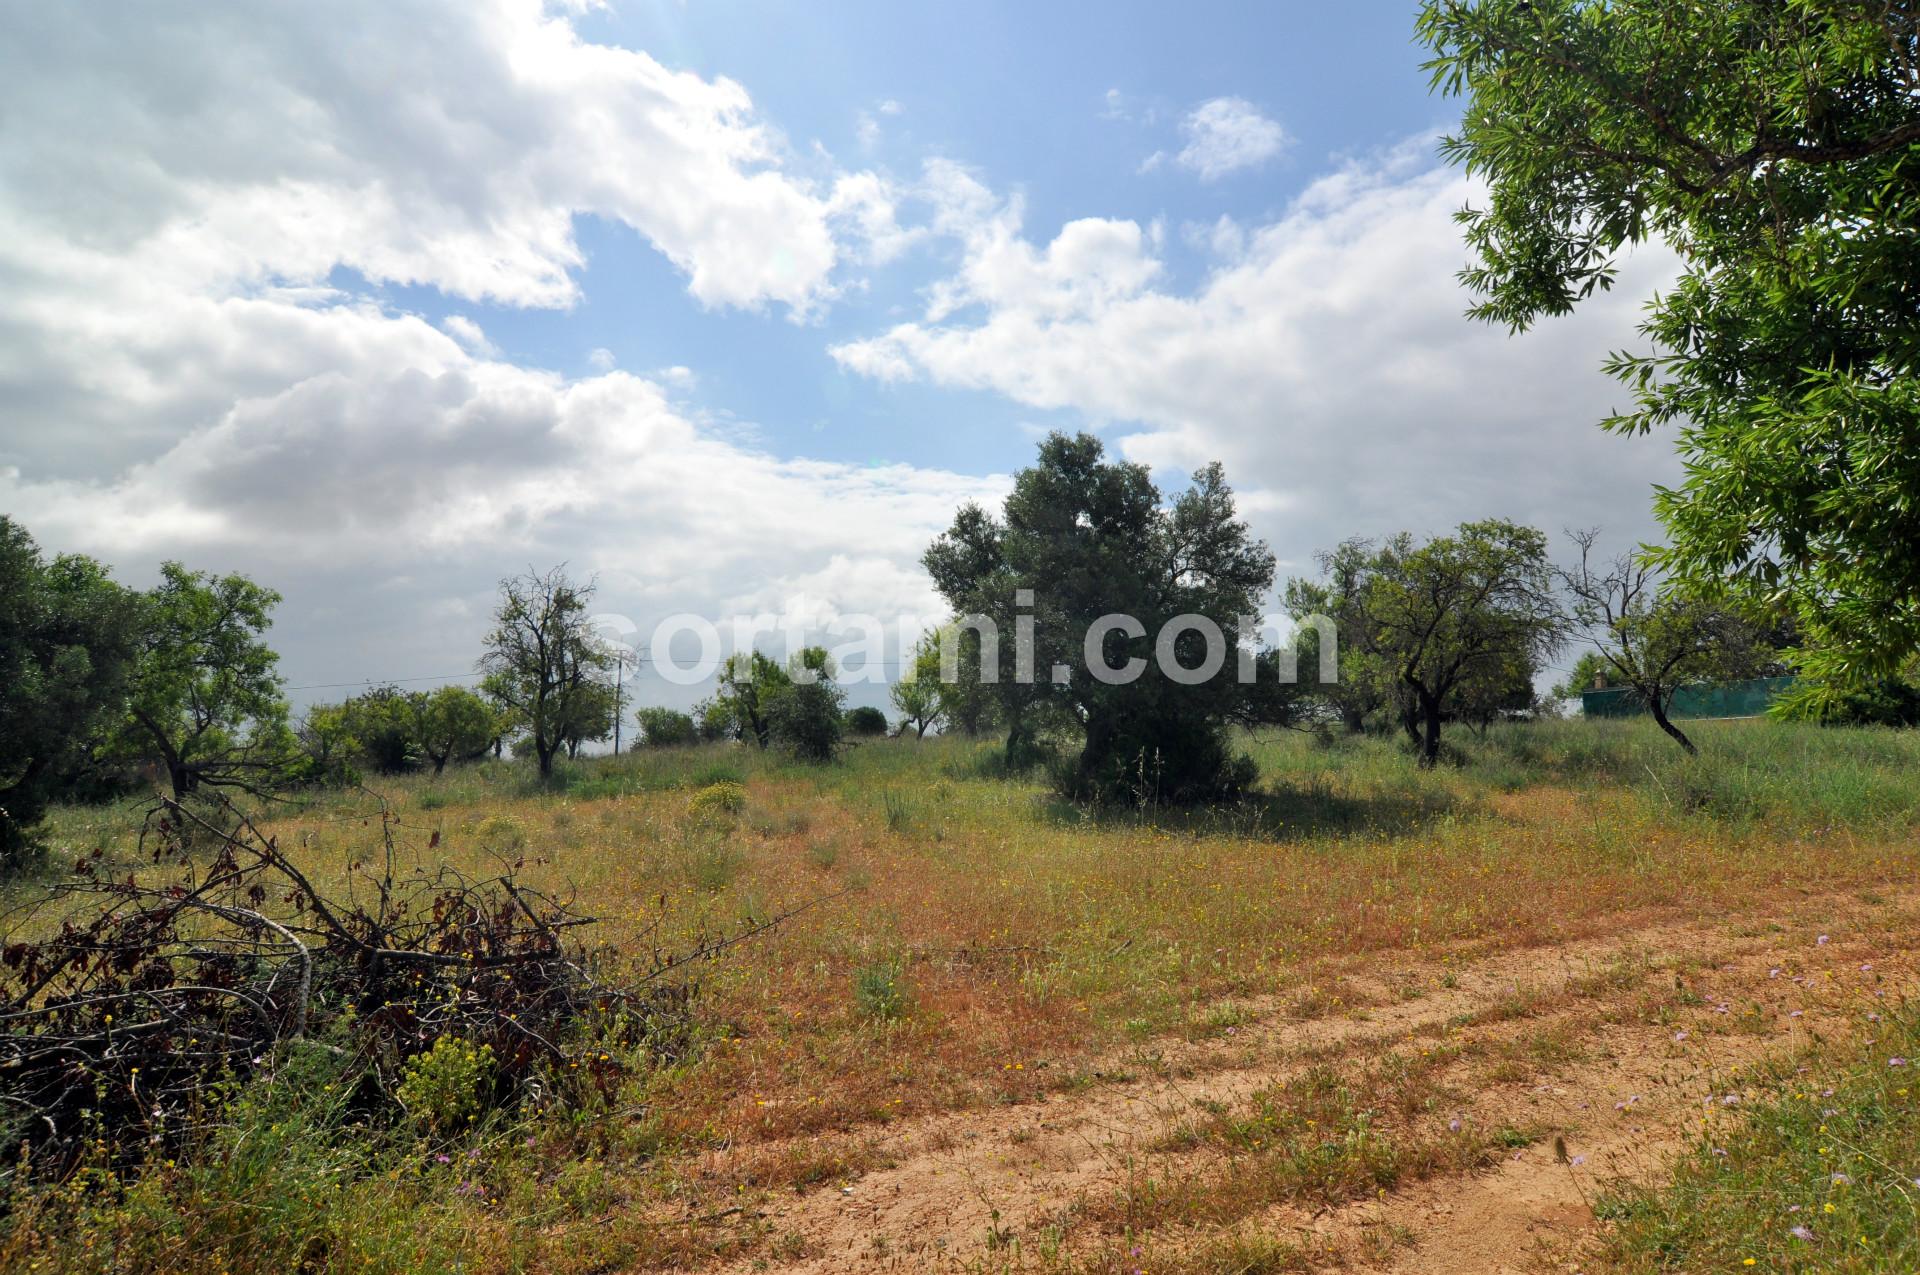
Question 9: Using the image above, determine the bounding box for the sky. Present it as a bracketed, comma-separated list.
[0, 0, 1683, 714]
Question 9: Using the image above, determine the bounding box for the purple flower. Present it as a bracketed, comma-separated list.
[1673, 1030, 1689, 1042]
[435, 1153, 451, 1164]
[1890, 1057, 1908, 1068]
[1790, 1225, 1814, 1241]
[1818, 935, 1830, 946]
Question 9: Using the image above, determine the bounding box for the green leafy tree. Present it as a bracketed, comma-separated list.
[889, 633, 946, 739]
[764, 648, 846, 763]
[476, 567, 614, 777]
[1285, 538, 1397, 734]
[0, 518, 140, 865]
[1559, 529, 1779, 753]
[413, 684, 497, 773]
[925, 432, 1283, 804]
[291, 702, 361, 788]
[118, 563, 291, 801]
[1418, 0, 1920, 701]
[633, 706, 699, 748]
[337, 685, 421, 774]
[713, 651, 792, 750]
[554, 678, 619, 760]
[1351, 520, 1563, 767]
[845, 705, 890, 738]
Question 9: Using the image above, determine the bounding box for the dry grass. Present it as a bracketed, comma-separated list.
[16, 718, 1920, 1271]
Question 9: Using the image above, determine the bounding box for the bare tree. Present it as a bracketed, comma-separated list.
[1559, 529, 1775, 755]
[476, 566, 614, 777]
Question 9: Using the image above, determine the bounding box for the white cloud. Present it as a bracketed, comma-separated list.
[587, 347, 618, 371]
[441, 316, 499, 357]
[833, 143, 1684, 561]
[1174, 97, 1288, 181]
[0, 1, 995, 701]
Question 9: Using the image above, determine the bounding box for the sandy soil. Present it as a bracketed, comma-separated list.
[686, 886, 1919, 1273]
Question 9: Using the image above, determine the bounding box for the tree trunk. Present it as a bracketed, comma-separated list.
[431, 753, 448, 775]
[536, 738, 557, 776]
[1418, 691, 1443, 769]
[1650, 695, 1698, 756]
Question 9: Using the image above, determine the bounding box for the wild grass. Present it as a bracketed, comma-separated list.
[12, 716, 1920, 1271]
[1595, 1000, 1920, 1272]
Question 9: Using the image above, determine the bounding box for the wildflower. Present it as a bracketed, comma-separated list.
[1892, 1057, 1909, 1068]
[1790, 1225, 1814, 1240]
[1817, 935, 1830, 946]
[1832, 1173, 1851, 1185]
[1673, 1030, 1689, 1042]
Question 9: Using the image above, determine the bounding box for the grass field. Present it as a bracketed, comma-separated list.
[9, 718, 1920, 1272]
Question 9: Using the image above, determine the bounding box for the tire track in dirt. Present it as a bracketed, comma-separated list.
[697, 887, 1920, 1273]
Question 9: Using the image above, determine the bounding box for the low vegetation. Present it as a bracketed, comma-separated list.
[2, 717, 1915, 1271]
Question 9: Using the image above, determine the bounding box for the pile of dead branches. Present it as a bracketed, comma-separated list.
[0, 793, 746, 1176]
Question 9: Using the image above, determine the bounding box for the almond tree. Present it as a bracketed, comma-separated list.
[476, 567, 614, 777]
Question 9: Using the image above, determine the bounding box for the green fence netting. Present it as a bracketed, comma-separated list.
[1580, 676, 1795, 721]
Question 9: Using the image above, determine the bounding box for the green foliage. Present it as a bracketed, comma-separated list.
[1419, 0, 1920, 696]
[115, 561, 291, 800]
[1302, 521, 1561, 766]
[924, 432, 1284, 804]
[766, 669, 846, 764]
[0, 518, 139, 869]
[396, 1037, 496, 1135]
[686, 780, 747, 819]
[889, 633, 946, 738]
[844, 705, 889, 737]
[413, 684, 497, 773]
[633, 706, 698, 748]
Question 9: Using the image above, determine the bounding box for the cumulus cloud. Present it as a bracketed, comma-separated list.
[0, 332, 1001, 698]
[1174, 97, 1288, 180]
[0, 0, 986, 699]
[0, 0, 918, 473]
[832, 143, 1684, 567]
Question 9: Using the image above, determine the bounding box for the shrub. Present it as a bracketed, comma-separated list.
[686, 780, 746, 819]
[396, 1037, 495, 1135]
[845, 705, 889, 737]
[634, 706, 699, 748]
[767, 680, 845, 763]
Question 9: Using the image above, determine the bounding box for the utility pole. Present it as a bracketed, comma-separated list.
[611, 649, 628, 754]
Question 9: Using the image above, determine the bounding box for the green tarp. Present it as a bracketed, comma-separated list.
[1581, 675, 1795, 721]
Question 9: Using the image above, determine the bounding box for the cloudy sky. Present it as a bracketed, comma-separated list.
[0, 0, 1681, 711]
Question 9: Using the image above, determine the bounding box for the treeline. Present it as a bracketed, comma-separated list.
[896, 433, 1916, 803]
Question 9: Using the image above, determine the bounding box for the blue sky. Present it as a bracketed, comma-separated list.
[0, 1, 1678, 711]
[417, 2, 1448, 478]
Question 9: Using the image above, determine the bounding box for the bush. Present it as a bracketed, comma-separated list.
[767, 680, 845, 763]
[845, 705, 889, 737]
[686, 780, 746, 819]
[396, 1037, 495, 1135]
[634, 706, 698, 748]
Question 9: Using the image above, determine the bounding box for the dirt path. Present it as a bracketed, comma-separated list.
[697, 887, 1920, 1273]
